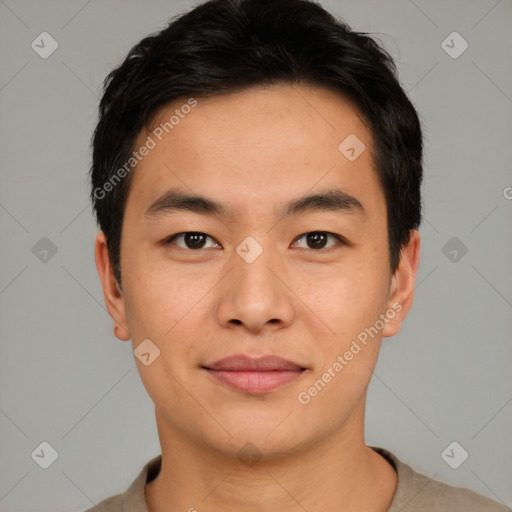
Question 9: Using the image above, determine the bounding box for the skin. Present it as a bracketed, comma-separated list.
[95, 84, 420, 512]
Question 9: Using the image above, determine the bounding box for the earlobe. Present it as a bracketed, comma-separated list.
[94, 230, 131, 341]
[382, 230, 421, 338]
[114, 324, 131, 342]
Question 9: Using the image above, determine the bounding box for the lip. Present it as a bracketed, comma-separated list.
[205, 355, 304, 372]
[202, 355, 307, 394]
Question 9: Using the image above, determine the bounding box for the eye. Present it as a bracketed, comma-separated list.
[164, 232, 220, 250]
[163, 231, 346, 251]
[292, 231, 345, 251]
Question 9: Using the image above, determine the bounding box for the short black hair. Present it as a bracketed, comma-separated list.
[90, 0, 423, 286]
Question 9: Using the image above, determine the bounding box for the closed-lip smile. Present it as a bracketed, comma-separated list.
[202, 354, 307, 394]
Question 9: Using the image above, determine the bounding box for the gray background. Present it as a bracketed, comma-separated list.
[0, 0, 511, 510]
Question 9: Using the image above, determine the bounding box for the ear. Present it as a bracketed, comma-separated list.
[94, 230, 130, 341]
[382, 229, 421, 338]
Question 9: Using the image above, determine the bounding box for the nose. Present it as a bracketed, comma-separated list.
[215, 239, 295, 334]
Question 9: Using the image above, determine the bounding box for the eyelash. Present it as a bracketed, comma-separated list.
[163, 231, 346, 252]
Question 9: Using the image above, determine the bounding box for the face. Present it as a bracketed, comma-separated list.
[96, 84, 420, 459]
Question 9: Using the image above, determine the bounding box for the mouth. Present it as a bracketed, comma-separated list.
[202, 354, 307, 394]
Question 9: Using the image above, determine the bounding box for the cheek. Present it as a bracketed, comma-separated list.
[120, 249, 196, 340]
[302, 267, 387, 401]
[307, 259, 389, 335]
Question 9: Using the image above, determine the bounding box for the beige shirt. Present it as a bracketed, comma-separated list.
[84, 447, 509, 511]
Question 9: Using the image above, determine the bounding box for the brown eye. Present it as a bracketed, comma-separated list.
[165, 232, 219, 250]
[293, 231, 345, 250]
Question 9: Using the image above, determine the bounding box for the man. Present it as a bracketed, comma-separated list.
[87, 0, 509, 510]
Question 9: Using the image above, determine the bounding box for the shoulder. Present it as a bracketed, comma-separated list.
[82, 493, 123, 512]
[412, 475, 510, 511]
[371, 446, 510, 512]
[80, 454, 162, 512]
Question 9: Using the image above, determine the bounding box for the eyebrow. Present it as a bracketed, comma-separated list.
[144, 187, 367, 221]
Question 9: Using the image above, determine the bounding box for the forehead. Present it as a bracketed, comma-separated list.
[126, 84, 382, 220]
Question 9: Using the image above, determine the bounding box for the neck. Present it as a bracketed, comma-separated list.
[145, 404, 397, 512]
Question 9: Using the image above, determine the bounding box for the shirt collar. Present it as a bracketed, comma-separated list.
[120, 446, 417, 511]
